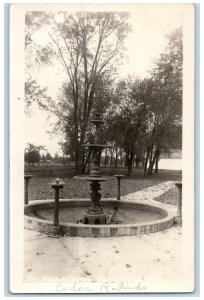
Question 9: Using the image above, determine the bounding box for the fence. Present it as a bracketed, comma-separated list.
[24, 167, 75, 177]
[24, 165, 130, 178]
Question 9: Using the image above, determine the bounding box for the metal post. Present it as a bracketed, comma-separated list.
[24, 174, 33, 205]
[175, 181, 182, 225]
[117, 178, 121, 200]
[51, 178, 64, 237]
[53, 188, 60, 227]
[114, 175, 124, 200]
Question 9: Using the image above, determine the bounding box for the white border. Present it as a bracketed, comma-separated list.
[8, 2, 197, 297]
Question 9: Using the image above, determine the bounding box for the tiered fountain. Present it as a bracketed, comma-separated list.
[74, 112, 112, 225]
[24, 112, 176, 237]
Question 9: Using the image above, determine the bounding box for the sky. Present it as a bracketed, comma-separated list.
[25, 4, 184, 156]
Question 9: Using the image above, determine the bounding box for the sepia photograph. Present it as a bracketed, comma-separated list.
[9, 3, 195, 294]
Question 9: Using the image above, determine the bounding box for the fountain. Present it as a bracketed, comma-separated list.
[74, 112, 112, 225]
[24, 113, 176, 237]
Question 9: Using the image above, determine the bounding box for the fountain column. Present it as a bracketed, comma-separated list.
[74, 113, 112, 225]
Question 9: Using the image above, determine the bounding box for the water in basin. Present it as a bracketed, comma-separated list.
[27, 207, 163, 224]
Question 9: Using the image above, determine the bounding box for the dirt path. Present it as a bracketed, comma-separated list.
[121, 181, 175, 202]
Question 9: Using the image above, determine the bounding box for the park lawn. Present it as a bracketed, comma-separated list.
[154, 186, 179, 206]
[27, 169, 181, 202]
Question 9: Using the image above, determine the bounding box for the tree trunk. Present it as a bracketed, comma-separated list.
[74, 144, 79, 174]
[136, 156, 143, 168]
[155, 150, 160, 174]
[127, 151, 134, 176]
[147, 160, 154, 176]
[88, 153, 91, 173]
[148, 148, 159, 176]
[115, 145, 118, 168]
[135, 156, 139, 167]
[81, 147, 85, 173]
[104, 148, 108, 167]
[120, 148, 123, 166]
[110, 149, 113, 166]
[73, 92, 79, 174]
[82, 149, 91, 174]
[144, 148, 150, 178]
[147, 146, 154, 176]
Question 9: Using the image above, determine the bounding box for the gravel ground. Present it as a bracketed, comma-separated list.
[27, 170, 181, 201]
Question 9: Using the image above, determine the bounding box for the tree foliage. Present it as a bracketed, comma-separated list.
[144, 27, 182, 175]
[24, 143, 45, 166]
[25, 78, 51, 110]
[31, 11, 130, 171]
[25, 12, 182, 177]
[25, 12, 54, 112]
[104, 27, 183, 176]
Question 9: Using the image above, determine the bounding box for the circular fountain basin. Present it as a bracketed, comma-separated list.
[24, 199, 175, 237]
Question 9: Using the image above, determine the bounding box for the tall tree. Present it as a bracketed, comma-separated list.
[144, 27, 183, 176]
[52, 72, 117, 172]
[106, 78, 153, 176]
[31, 11, 130, 172]
[106, 25, 183, 177]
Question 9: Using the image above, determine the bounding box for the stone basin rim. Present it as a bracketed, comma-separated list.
[24, 199, 175, 237]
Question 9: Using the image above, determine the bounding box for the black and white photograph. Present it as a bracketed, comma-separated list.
[9, 3, 195, 294]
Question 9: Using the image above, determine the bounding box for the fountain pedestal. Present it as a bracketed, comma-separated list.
[74, 175, 111, 224]
[74, 113, 112, 225]
[83, 179, 106, 224]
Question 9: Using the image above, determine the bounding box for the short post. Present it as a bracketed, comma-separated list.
[51, 178, 64, 237]
[24, 174, 33, 205]
[114, 175, 125, 200]
[175, 181, 182, 225]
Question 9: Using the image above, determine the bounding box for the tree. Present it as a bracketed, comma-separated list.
[25, 78, 52, 111]
[143, 27, 183, 176]
[26, 11, 130, 172]
[24, 143, 44, 168]
[106, 78, 154, 176]
[54, 153, 59, 161]
[105, 26, 183, 177]
[25, 12, 54, 112]
[41, 154, 46, 163]
[24, 151, 41, 167]
[46, 152, 52, 161]
[53, 72, 117, 172]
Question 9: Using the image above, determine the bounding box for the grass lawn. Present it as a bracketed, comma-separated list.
[27, 169, 181, 202]
[154, 186, 179, 206]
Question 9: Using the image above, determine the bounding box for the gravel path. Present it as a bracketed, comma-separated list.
[121, 181, 176, 202]
[119, 181, 178, 214]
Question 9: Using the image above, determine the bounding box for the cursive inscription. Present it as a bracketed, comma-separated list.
[56, 280, 147, 293]
[56, 282, 93, 293]
[99, 280, 147, 293]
